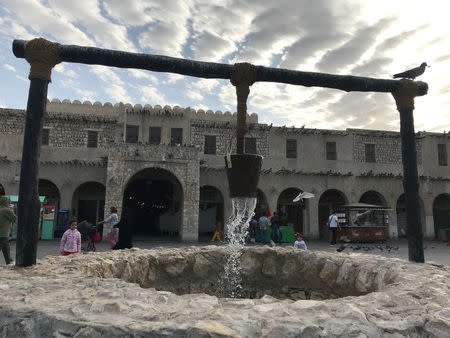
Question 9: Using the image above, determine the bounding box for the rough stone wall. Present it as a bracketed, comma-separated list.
[0, 108, 117, 149]
[0, 109, 25, 135]
[43, 112, 117, 148]
[191, 121, 270, 157]
[0, 247, 449, 337]
[353, 132, 423, 165]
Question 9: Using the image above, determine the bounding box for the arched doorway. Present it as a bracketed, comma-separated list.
[359, 191, 386, 206]
[396, 193, 425, 238]
[0, 183, 5, 196]
[318, 189, 347, 240]
[72, 182, 105, 226]
[433, 194, 450, 239]
[123, 168, 182, 240]
[39, 179, 60, 210]
[199, 185, 224, 240]
[277, 188, 303, 233]
[254, 188, 268, 219]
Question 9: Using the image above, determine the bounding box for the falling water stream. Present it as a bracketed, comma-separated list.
[220, 197, 257, 298]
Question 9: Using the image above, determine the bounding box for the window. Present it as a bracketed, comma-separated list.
[245, 137, 257, 154]
[438, 144, 448, 166]
[149, 127, 161, 145]
[204, 135, 216, 154]
[286, 139, 297, 158]
[41, 128, 49, 146]
[171, 128, 183, 145]
[87, 131, 98, 148]
[365, 143, 376, 163]
[126, 125, 139, 143]
[326, 142, 337, 160]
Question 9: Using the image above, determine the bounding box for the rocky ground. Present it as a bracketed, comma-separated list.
[0, 246, 449, 337]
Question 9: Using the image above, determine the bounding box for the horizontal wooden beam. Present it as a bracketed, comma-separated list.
[13, 39, 428, 95]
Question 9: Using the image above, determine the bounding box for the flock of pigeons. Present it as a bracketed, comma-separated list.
[336, 244, 400, 253]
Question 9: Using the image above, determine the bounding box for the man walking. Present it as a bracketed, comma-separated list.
[327, 210, 339, 246]
[258, 215, 269, 244]
[0, 196, 17, 265]
[270, 211, 281, 243]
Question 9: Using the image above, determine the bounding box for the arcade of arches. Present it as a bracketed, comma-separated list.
[1, 175, 449, 241]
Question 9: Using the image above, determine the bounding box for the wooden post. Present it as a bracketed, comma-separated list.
[230, 63, 256, 154]
[392, 80, 425, 263]
[15, 38, 60, 267]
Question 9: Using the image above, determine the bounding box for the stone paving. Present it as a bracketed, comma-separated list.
[2, 237, 449, 266]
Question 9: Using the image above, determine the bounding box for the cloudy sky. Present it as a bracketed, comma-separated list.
[0, 0, 449, 132]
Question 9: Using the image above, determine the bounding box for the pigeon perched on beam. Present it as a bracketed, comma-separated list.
[393, 62, 429, 79]
[293, 191, 315, 202]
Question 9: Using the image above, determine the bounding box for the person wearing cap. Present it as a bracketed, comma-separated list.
[294, 232, 307, 250]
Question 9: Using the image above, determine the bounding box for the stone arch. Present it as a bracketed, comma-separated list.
[0, 183, 5, 196]
[123, 167, 183, 240]
[318, 189, 348, 240]
[433, 193, 450, 239]
[277, 188, 304, 233]
[396, 193, 425, 238]
[72, 181, 106, 226]
[38, 179, 60, 209]
[199, 185, 224, 239]
[359, 191, 387, 207]
[254, 188, 268, 219]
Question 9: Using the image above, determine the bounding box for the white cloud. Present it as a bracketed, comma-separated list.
[2, 0, 93, 46]
[105, 84, 131, 104]
[139, 86, 165, 105]
[4, 64, 15, 72]
[90, 65, 123, 84]
[128, 69, 159, 83]
[47, 0, 135, 51]
[186, 89, 203, 101]
[137, 1, 191, 57]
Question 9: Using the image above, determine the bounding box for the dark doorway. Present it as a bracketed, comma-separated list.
[0, 183, 5, 196]
[433, 194, 450, 239]
[199, 186, 224, 241]
[254, 189, 268, 219]
[277, 188, 303, 233]
[318, 189, 347, 240]
[359, 191, 386, 206]
[72, 182, 105, 233]
[396, 193, 425, 238]
[124, 168, 182, 241]
[38, 179, 60, 210]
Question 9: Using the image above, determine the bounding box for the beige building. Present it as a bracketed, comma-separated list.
[0, 99, 449, 241]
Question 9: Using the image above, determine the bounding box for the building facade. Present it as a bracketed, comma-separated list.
[0, 99, 449, 241]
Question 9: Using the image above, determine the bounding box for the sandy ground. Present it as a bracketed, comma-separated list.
[2, 237, 449, 266]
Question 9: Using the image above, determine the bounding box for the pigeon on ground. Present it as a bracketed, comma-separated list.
[336, 245, 346, 252]
[293, 191, 315, 203]
[393, 62, 429, 79]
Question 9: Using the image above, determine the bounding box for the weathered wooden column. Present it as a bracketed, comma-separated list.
[231, 63, 256, 154]
[392, 79, 425, 263]
[225, 63, 262, 198]
[16, 38, 60, 267]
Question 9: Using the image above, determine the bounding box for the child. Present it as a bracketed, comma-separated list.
[60, 221, 81, 256]
[293, 232, 307, 250]
[210, 219, 222, 242]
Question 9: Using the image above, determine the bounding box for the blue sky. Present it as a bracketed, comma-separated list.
[0, 0, 449, 132]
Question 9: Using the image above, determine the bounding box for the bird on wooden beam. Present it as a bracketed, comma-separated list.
[393, 62, 429, 79]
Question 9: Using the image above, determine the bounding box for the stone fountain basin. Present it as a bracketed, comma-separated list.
[0, 246, 449, 337]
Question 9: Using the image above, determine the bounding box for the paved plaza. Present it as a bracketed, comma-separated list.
[2, 237, 449, 267]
